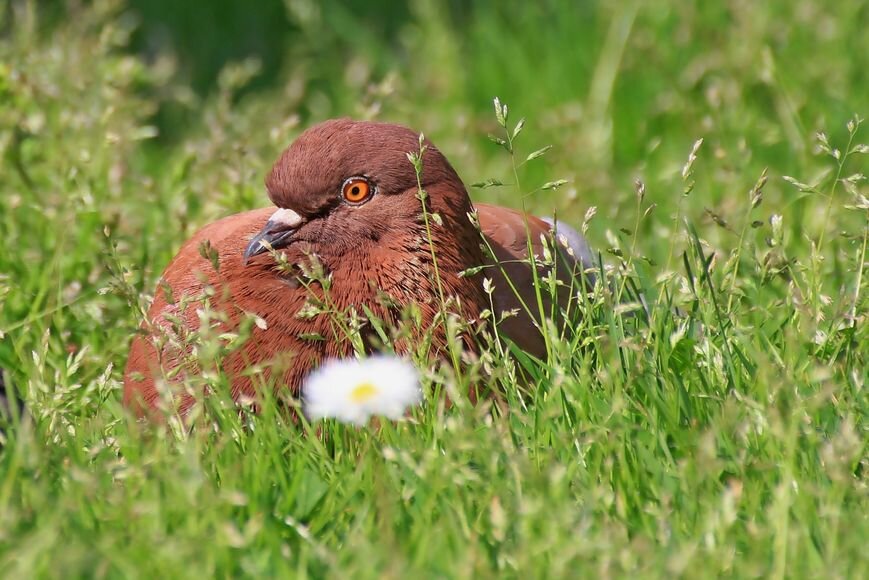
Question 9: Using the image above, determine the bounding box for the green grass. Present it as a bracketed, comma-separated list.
[1, 0, 867, 577]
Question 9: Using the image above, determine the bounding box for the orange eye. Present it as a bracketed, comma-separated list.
[342, 177, 372, 204]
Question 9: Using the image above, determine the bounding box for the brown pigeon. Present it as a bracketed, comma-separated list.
[124, 119, 593, 415]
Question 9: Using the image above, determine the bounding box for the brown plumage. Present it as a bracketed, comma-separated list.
[124, 119, 593, 415]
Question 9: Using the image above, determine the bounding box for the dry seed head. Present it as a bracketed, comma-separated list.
[582, 206, 597, 235]
[681, 138, 704, 181]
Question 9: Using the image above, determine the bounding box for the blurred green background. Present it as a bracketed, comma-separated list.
[115, 0, 869, 237]
[7, 0, 867, 221]
[135, 0, 867, 177]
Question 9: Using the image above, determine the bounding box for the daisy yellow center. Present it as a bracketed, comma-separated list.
[349, 382, 379, 403]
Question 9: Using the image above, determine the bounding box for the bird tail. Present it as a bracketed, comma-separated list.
[542, 217, 650, 318]
[540, 217, 595, 274]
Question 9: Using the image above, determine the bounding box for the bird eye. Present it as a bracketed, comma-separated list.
[341, 177, 373, 204]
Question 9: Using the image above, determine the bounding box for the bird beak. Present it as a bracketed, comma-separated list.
[243, 208, 304, 265]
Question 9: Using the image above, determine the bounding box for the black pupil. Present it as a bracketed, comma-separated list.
[351, 186, 360, 196]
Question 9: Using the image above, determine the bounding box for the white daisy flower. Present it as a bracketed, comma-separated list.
[302, 355, 422, 425]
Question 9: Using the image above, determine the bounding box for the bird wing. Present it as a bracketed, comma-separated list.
[475, 203, 590, 359]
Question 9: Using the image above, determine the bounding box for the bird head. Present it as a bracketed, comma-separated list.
[243, 118, 475, 264]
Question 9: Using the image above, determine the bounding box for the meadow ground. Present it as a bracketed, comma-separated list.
[0, 1, 866, 577]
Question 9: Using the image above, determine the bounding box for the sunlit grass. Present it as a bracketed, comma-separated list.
[1, 1, 866, 577]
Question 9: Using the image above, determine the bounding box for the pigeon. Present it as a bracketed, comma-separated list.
[124, 119, 593, 415]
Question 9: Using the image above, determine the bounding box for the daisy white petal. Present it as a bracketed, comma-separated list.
[302, 355, 422, 425]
